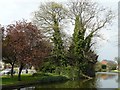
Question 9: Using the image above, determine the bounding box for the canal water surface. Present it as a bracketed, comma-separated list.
[14, 72, 118, 89]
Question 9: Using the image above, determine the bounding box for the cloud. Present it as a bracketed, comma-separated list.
[0, 0, 41, 25]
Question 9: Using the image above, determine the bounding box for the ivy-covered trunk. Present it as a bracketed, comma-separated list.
[52, 14, 66, 67]
[70, 15, 98, 78]
[72, 15, 84, 78]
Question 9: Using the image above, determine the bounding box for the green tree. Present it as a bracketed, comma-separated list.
[102, 64, 107, 69]
[67, 0, 114, 77]
[33, 2, 68, 67]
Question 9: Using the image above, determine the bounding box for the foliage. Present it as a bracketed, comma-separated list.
[107, 62, 117, 70]
[33, 2, 68, 67]
[32, 72, 50, 77]
[40, 61, 55, 73]
[101, 64, 107, 69]
[2, 26, 16, 77]
[38, 75, 68, 83]
[5, 21, 42, 65]
[1, 0, 115, 81]
[2, 73, 68, 86]
[3, 20, 51, 81]
[67, 0, 114, 77]
[95, 62, 102, 72]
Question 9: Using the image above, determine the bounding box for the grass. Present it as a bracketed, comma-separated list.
[110, 70, 120, 73]
[1, 72, 68, 86]
[1, 74, 38, 85]
[116, 89, 120, 90]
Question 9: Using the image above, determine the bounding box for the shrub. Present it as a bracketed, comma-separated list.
[32, 72, 49, 77]
[102, 65, 107, 69]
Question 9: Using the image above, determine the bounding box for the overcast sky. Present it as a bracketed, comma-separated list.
[0, 0, 119, 61]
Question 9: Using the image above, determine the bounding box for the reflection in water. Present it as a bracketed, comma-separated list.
[13, 72, 118, 89]
[96, 72, 118, 88]
[34, 79, 97, 88]
[96, 73, 117, 80]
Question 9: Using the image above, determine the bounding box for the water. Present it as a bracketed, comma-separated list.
[14, 72, 118, 89]
[96, 72, 118, 88]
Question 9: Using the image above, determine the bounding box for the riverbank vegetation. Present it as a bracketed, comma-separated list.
[2, 73, 68, 86]
[1, 0, 115, 85]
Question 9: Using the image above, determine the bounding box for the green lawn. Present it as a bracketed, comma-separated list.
[111, 70, 120, 73]
[1, 72, 68, 86]
[1, 74, 39, 85]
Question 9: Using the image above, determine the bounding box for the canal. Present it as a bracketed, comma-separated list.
[13, 72, 118, 89]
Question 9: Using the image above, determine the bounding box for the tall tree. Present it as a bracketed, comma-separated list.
[67, 0, 114, 77]
[33, 2, 68, 67]
[5, 21, 50, 81]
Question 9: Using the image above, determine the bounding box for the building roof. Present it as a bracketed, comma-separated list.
[101, 60, 117, 65]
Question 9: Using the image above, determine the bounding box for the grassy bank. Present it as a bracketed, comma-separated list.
[110, 70, 120, 73]
[1, 72, 69, 86]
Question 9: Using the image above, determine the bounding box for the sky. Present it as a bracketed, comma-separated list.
[0, 0, 119, 61]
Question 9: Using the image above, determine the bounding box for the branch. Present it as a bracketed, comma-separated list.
[84, 16, 94, 24]
[35, 13, 52, 25]
[85, 18, 108, 41]
[80, 70, 93, 79]
[94, 19, 108, 32]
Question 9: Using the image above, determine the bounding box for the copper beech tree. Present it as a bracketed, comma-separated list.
[3, 21, 51, 81]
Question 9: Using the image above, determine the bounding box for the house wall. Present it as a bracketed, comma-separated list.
[0, 61, 4, 70]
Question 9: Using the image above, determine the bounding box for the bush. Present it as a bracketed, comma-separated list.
[32, 72, 69, 83]
[102, 65, 107, 69]
[32, 72, 49, 77]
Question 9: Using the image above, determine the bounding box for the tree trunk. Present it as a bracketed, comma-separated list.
[10, 63, 14, 78]
[10, 61, 15, 78]
[18, 63, 24, 81]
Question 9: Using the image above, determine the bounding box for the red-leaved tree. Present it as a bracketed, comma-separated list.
[5, 20, 51, 81]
